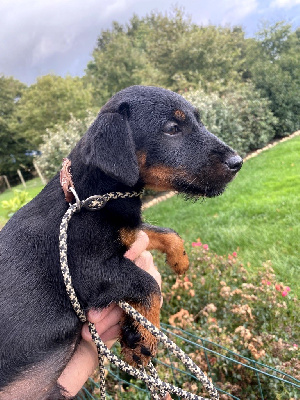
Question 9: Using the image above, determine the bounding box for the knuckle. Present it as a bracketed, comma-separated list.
[141, 250, 153, 263]
[139, 230, 150, 247]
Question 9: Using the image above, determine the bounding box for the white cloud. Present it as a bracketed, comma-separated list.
[190, 0, 258, 28]
[0, 0, 138, 82]
[270, 0, 300, 8]
[220, 0, 258, 24]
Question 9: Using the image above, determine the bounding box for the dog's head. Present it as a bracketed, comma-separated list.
[80, 85, 242, 197]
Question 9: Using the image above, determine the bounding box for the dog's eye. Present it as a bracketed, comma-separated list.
[163, 122, 181, 135]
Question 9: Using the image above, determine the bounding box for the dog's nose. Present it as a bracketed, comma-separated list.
[225, 155, 243, 172]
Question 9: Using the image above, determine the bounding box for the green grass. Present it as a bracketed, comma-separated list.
[144, 136, 300, 296]
[0, 177, 45, 227]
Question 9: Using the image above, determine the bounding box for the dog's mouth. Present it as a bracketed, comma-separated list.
[173, 178, 228, 198]
[172, 166, 239, 198]
[140, 156, 242, 197]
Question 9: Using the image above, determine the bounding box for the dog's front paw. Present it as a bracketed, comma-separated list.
[120, 321, 158, 366]
[166, 248, 189, 275]
[119, 294, 160, 367]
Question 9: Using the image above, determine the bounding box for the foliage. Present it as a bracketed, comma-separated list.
[245, 22, 300, 136]
[156, 243, 299, 399]
[85, 8, 248, 104]
[86, 12, 299, 138]
[0, 178, 44, 228]
[36, 112, 96, 180]
[82, 244, 299, 399]
[15, 74, 95, 149]
[183, 83, 278, 155]
[1, 189, 31, 217]
[0, 75, 29, 179]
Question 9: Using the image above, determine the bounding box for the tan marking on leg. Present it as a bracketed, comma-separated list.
[119, 227, 138, 249]
[121, 294, 161, 367]
[145, 229, 189, 275]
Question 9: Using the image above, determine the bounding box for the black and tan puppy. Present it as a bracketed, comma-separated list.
[0, 86, 242, 399]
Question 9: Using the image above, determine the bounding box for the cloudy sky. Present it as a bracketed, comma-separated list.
[1, 0, 300, 85]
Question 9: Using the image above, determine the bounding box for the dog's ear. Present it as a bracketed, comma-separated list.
[81, 104, 139, 187]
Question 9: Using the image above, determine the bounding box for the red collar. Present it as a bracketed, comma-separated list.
[60, 158, 75, 203]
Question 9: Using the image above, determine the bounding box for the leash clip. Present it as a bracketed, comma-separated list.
[82, 195, 108, 211]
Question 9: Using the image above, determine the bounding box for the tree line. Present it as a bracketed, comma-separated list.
[1, 9, 299, 182]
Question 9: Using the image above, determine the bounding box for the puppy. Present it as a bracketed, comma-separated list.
[0, 86, 242, 399]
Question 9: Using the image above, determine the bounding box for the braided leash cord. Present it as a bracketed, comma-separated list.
[59, 191, 219, 400]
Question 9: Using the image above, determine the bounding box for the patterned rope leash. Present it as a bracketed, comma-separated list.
[59, 189, 219, 400]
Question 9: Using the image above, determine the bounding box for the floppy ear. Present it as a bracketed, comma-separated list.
[81, 108, 139, 187]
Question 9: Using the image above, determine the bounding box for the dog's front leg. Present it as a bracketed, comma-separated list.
[113, 258, 161, 368]
[75, 254, 161, 368]
[142, 223, 189, 275]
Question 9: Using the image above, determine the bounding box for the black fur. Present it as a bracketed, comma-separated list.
[0, 86, 242, 399]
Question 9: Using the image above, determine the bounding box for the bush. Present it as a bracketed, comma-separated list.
[1, 190, 31, 217]
[35, 112, 96, 180]
[156, 241, 299, 398]
[184, 84, 278, 156]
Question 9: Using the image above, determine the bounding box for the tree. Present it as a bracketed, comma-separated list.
[245, 22, 300, 136]
[145, 17, 247, 91]
[0, 75, 28, 179]
[85, 9, 249, 101]
[85, 14, 162, 105]
[16, 75, 94, 149]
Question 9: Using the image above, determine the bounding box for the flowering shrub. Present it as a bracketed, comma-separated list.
[81, 242, 298, 399]
[155, 241, 299, 399]
[35, 112, 96, 180]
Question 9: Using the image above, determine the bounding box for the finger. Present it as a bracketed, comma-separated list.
[135, 251, 162, 288]
[87, 303, 121, 324]
[83, 305, 123, 342]
[134, 250, 154, 271]
[82, 321, 121, 344]
[124, 231, 149, 261]
[100, 324, 121, 344]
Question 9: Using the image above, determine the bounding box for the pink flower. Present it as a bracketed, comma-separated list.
[192, 242, 202, 247]
[281, 291, 288, 297]
[293, 344, 298, 348]
[266, 281, 271, 286]
[285, 286, 291, 292]
[184, 276, 190, 282]
[232, 251, 237, 257]
[275, 284, 281, 291]
[203, 244, 209, 250]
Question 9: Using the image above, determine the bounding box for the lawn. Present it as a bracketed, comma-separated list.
[0, 177, 44, 227]
[143, 136, 300, 296]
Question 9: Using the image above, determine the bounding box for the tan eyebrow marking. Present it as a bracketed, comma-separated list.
[174, 110, 186, 121]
